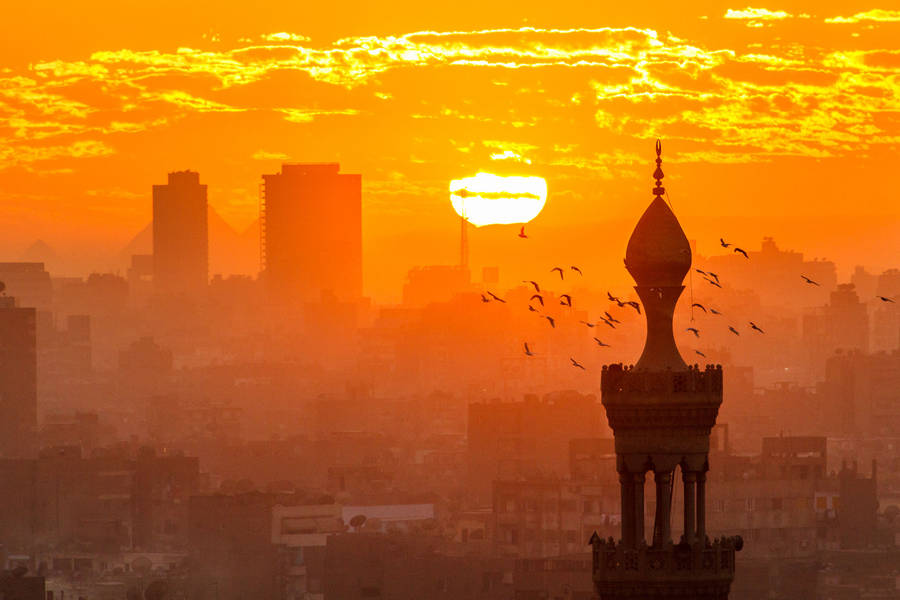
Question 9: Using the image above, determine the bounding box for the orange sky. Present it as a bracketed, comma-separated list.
[0, 1, 898, 300]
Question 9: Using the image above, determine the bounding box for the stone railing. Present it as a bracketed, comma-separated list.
[592, 535, 741, 584]
[601, 363, 723, 396]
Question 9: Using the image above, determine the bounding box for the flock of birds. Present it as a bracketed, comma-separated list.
[479, 232, 896, 372]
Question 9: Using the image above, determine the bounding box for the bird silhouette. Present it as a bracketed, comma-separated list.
[480, 294, 490, 303]
[877, 295, 896, 303]
[734, 247, 749, 259]
[545, 316, 556, 328]
[625, 301, 641, 314]
[570, 266, 583, 276]
[695, 350, 707, 358]
[487, 291, 506, 303]
[530, 294, 544, 306]
[728, 326, 740, 336]
[607, 292, 621, 303]
[518, 226, 528, 239]
[705, 278, 723, 288]
[604, 311, 620, 324]
[708, 272, 720, 283]
[560, 294, 572, 307]
[692, 303, 707, 313]
[686, 327, 700, 337]
[598, 317, 616, 329]
[580, 320, 595, 327]
[528, 305, 539, 313]
[800, 275, 819, 286]
[696, 269, 708, 277]
[523, 280, 540, 292]
[710, 308, 722, 315]
[720, 238, 731, 248]
[551, 267, 565, 279]
[570, 357, 585, 370]
[524, 342, 534, 356]
[749, 321, 765, 334]
[593, 337, 610, 347]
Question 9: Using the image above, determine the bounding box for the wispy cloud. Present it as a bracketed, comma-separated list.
[824, 9, 900, 24]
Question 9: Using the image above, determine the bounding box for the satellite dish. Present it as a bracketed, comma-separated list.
[349, 514, 367, 529]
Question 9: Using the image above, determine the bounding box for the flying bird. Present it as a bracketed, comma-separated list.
[705, 278, 723, 288]
[686, 327, 700, 338]
[734, 247, 749, 259]
[570, 266, 583, 276]
[604, 311, 620, 324]
[570, 357, 586, 370]
[607, 292, 621, 303]
[528, 305, 539, 313]
[708, 272, 720, 283]
[579, 320, 595, 328]
[551, 267, 565, 280]
[545, 316, 556, 328]
[518, 226, 528, 239]
[625, 301, 641, 314]
[800, 275, 819, 286]
[696, 269, 708, 277]
[593, 337, 610, 347]
[598, 317, 616, 329]
[695, 350, 707, 358]
[749, 321, 765, 334]
[560, 294, 572, 307]
[877, 295, 895, 303]
[480, 294, 490, 303]
[728, 326, 740, 336]
[524, 342, 534, 356]
[692, 303, 707, 313]
[487, 291, 506, 303]
[530, 294, 544, 306]
[523, 280, 540, 292]
[710, 308, 722, 315]
[720, 238, 731, 248]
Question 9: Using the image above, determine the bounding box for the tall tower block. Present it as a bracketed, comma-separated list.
[593, 141, 741, 599]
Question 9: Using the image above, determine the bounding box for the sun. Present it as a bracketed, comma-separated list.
[449, 172, 547, 227]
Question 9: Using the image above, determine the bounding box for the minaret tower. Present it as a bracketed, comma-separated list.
[593, 141, 741, 600]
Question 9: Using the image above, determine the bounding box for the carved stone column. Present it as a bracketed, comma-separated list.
[634, 471, 645, 545]
[696, 470, 707, 543]
[620, 470, 634, 547]
[683, 470, 697, 543]
[653, 470, 673, 546]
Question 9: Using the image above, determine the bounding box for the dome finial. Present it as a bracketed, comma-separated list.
[653, 139, 665, 199]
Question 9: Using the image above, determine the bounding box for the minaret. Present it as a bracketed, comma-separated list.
[593, 141, 741, 600]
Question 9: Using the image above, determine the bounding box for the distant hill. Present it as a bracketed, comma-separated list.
[118, 207, 259, 277]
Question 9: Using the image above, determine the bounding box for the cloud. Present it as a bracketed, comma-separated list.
[0, 140, 115, 169]
[824, 9, 900, 24]
[724, 7, 792, 20]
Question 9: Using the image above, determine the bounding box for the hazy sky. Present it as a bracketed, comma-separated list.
[0, 1, 897, 297]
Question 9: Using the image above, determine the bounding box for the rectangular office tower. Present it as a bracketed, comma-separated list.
[0, 295, 36, 458]
[152, 170, 208, 296]
[261, 163, 362, 303]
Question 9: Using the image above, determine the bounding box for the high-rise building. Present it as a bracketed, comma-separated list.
[152, 170, 208, 296]
[593, 142, 741, 599]
[0, 293, 37, 458]
[261, 163, 362, 303]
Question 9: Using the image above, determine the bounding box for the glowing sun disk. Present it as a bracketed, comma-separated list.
[449, 172, 547, 227]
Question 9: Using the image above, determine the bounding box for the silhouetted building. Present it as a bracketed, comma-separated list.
[261, 163, 361, 303]
[803, 283, 868, 378]
[153, 171, 208, 296]
[468, 392, 604, 503]
[0, 295, 37, 459]
[821, 349, 900, 436]
[594, 143, 741, 599]
[0, 263, 51, 310]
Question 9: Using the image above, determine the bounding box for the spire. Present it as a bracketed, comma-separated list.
[624, 140, 691, 371]
[653, 139, 665, 199]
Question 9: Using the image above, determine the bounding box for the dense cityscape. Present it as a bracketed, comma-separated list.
[0, 155, 896, 599]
